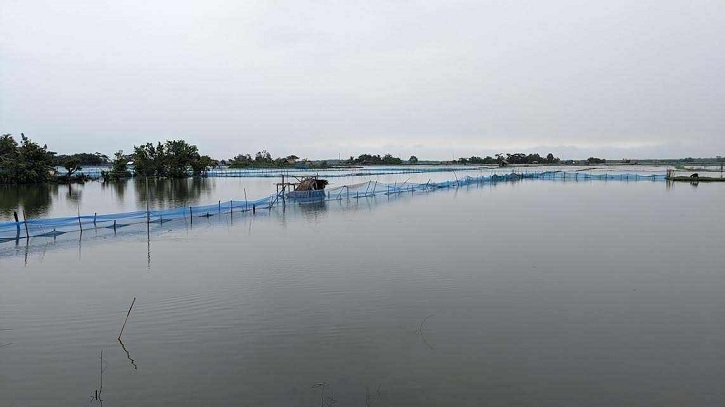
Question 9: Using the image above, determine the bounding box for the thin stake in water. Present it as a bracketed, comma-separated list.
[118, 297, 136, 339]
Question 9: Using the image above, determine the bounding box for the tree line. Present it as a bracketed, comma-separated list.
[0, 132, 619, 185]
[227, 151, 302, 168]
[456, 153, 561, 166]
[346, 154, 405, 165]
[0, 133, 219, 184]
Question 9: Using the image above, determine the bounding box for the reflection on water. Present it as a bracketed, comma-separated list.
[0, 184, 58, 219]
[0, 178, 223, 221]
[65, 184, 83, 207]
[134, 177, 214, 209]
[100, 179, 128, 201]
[297, 200, 328, 221]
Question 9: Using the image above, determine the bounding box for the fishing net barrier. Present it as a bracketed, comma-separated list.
[0, 171, 666, 245]
[73, 165, 497, 178]
[203, 166, 490, 178]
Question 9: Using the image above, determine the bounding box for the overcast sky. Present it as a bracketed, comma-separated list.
[1, 0, 723, 160]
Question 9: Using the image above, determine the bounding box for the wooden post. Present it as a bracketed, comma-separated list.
[13, 211, 20, 239]
[113, 220, 117, 232]
[23, 210, 29, 239]
[189, 207, 193, 225]
[218, 200, 221, 214]
[252, 204, 256, 214]
[230, 201, 233, 220]
[93, 213, 97, 227]
[244, 188, 248, 212]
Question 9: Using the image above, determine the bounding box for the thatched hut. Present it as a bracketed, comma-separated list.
[294, 177, 328, 191]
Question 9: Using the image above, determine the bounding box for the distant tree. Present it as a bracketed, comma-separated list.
[133, 140, 208, 177]
[228, 154, 253, 168]
[408, 155, 419, 164]
[255, 150, 273, 163]
[133, 142, 165, 177]
[63, 158, 82, 178]
[54, 152, 109, 166]
[495, 154, 507, 167]
[382, 154, 402, 165]
[0, 133, 56, 184]
[456, 156, 497, 165]
[0, 134, 20, 183]
[164, 139, 201, 177]
[107, 150, 131, 179]
[191, 155, 215, 175]
[348, 153, 403, 165]
[587, 157, 607, 164]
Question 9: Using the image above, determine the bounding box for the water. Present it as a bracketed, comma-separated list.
[0, 165, 672, 222]
[1, 175, 724, 406]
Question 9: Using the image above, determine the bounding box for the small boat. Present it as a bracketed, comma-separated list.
[286, 177, 329, 201]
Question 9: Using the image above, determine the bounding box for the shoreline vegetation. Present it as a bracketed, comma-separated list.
[1, 133, 723, 185]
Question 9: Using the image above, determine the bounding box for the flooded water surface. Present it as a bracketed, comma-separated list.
[1, 176, 724, 406]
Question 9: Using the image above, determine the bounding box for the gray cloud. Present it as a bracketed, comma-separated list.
[1, 0, 723, 159]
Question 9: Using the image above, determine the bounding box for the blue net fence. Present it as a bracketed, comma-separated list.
[0, 171, 666, 244]
[71, 165, 497, 179]
[203, 166, 492, 178]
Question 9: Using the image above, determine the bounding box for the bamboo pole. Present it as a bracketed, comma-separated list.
[145, 177, 150, 224]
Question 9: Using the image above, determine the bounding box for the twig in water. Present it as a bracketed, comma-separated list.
[99, 349, 103, 396]
[414, 315, 435, 349]
[326, 389, 337, 406]
[118, 337, 138, 370]
[418, 314, 434, 334]
[91, 349, 107, 404]
[365, 384, 383, 406]
[0, 343, 12, 349]
[118, 297, 136, 339]
[311, 382, 328, 407]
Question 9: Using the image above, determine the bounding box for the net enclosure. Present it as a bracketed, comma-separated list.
[0, 171, 666, 244]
